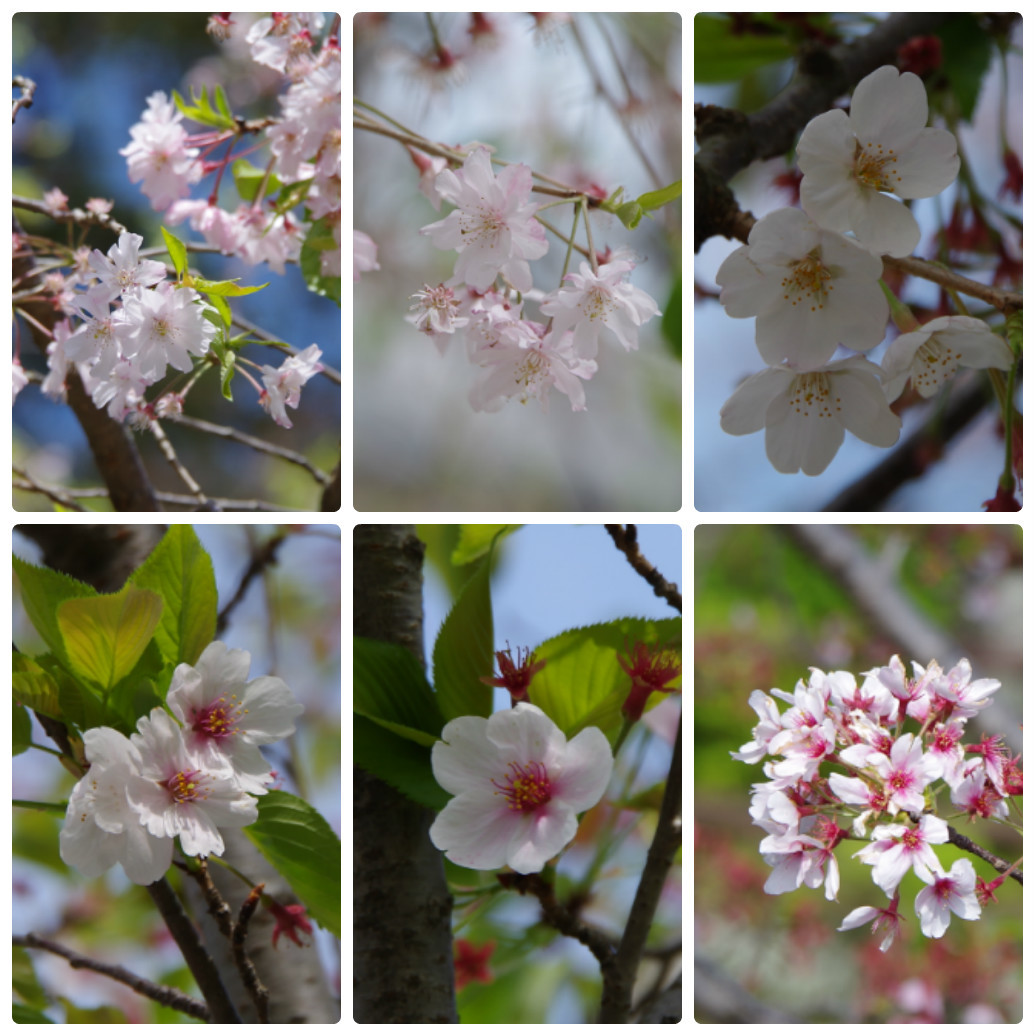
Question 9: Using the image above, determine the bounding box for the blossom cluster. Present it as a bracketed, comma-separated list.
[60, 641, 303, 885]
[27, 231, 323, 428]
[714, 65, 1014, 475]
[385, 146, 660, 412]
[732, 655, 1021, 951]
[125, 13, 340, 278]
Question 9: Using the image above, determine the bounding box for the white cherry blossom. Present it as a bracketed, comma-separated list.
[259, 344, 324, 428]
[719, 355, 901, 476]
[428, 703, 613, 874]
[914, 858, 981, 938]
[715, 207, 889, 368]
[882, 315, 1015, 400]
[797, 65, 960, 257]
[167, 640, 304, 795]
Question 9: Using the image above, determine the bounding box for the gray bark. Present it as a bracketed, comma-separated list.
[352, 525, 458, 1023]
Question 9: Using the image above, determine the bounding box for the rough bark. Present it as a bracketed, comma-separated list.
[352, 525, 458, 1023]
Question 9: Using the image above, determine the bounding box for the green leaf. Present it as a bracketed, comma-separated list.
[693, 13, 794, 83]
[615, 200, 644, 229]
[171, 85, 236, 130]
[13, 702, 32, 755]
[192, 276, 268, 297]
[935, 15, 994, 122]
[661, 276, 681, 359]
[129, 525, 217, 669]
[232, 158, 283, 203]
[353, 637, 443, 746]
[160, 226, 188, 279]
[528, 617, 682, 740]
[57, 584, 164, 693]
[105, 639, 166, 728]
[219, 347, 236, 401]
[13, 1003, 55, 1023]
[354, 715, 449, 810]
[12, 653, 62, 719]
[452, 524, 520, 566]
[242, 790, 340, 938]
[207, 294, 232, 330]
[636, 179, 682, 211]
[432, 548, 496, 721]
[300, 216, 341, 306]
[13, 555, 96, 665]
[214, 83, 233, 122]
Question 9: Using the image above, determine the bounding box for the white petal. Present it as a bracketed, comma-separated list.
[851, 192, 920, 257]
[720, 368, 794, 436]
[834, 367, 902, 447]
[850, 67, 927, 149]
[553, 726, 613, 811]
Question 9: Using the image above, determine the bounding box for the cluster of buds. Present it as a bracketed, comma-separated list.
[732, 655, 1021, 951]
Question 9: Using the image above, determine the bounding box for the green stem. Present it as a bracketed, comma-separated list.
[13, 798, 68, 814]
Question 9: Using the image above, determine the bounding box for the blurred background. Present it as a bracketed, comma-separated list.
[693, 13, 1022, 510]
[415, 524, 681, 1021]
[354, 14, 682, 510]
[13, 524, 341, 1021]
[13, 14, 341, 510]
[694, 523, 1022, 1022]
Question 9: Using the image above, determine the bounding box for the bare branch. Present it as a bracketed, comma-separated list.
[599, 717, 681, 1022]
[13, 75, 37, 123]
[149, 419, 219, 510]
[13, 193, 128, 236]
[604, 524, 682, 612]
[231, 886, 271, 1023]
[164, 412, 331, 485]
[216, 529, 288, 636]
[13, 477, 292, 511]
[14, 932, 210, 1022]
[883, 254, 1023, 316]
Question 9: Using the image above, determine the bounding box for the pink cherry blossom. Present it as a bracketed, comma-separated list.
[914, 858, 981, 938]
[420, 148, 548, 293]
[868, 732, 940, 814]
[406, 283, 470, 353]
[13, 359, 28, 401]
[838, 892, 904, 952]
[259, 344, 324, 428]
[354, 230, 379, 282]
[539, 258, 660, 359]
[428, 703, 612, 874]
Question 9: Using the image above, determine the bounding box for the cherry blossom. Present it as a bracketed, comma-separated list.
[420, 147, 548, 292]
[13, 358, 28, 401]
[539, 258, 660, 359]
[428, 702, 613, 874]
[719, 355, 901, 476]
[406, 283, 470, 353]
[167, 640, 304, 795]
[914, 858, 981, 938]
[479, 645, 545, 704]
[468, 327, 597, 413]
[837, 893, 904, 952]
[120, 91, 203, 212]
[882, 315, 1015, 401]
[259, 344, 324, 429]
[797, 65, 960, 257]
[715, 207, 889, 369]
[87, 232, 167, 303]
[115, 281, 216, 380]
[128, 708, 257, 858]
[59, 727, 174, 885]
[730, 690, 785, 765]
[267, 900, 314, 948]
[855, 814, 948, 896]
[354, 230, 380, 282]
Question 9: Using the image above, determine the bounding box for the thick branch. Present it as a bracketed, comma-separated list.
[599, 718, 682, 1022]
[604, 524, 682, 613]
[14, 932, 210, 1022]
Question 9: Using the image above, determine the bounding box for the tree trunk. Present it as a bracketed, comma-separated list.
[352, 525, 458, 1022]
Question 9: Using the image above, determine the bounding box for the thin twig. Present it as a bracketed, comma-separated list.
[497, 872, 618, 970]
[12, 466, 87, 510]
[13, 477, 292, 512]
[599, 717, 681, 1023]
[230, 312, 341, 385]
[13, 75, 37, 123]
[14, 932, 210, 1021]
[13, 193, 128, 236]
[231, 886, 270, 1023]
[162, 412, 331, 485]
[883, 254, 1023, 316]
[177, 859, 234, 939]
[149, 419, 219, 510]
[217, 529, 289, 635]
[604, 524, 682, 613]
[146, 878, 242, 1023]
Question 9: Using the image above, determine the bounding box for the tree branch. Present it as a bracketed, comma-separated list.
[599, 717, 682, 1022]
[216, 529, 288, 636]
[904, 813, 1023, 884]
[14, 932, 210, 1022]
[883, 254, 1023, 316]
[146, 878, 242, 1023]
[604, 524, 682, 612]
